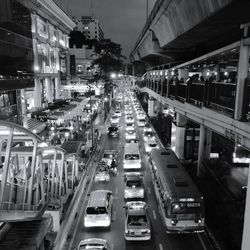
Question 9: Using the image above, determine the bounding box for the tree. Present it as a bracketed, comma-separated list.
[69, 30, 87, 48]
[90, 39, 126, 81]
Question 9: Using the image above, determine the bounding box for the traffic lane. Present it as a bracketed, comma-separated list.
[72, 121, 125, 249]
[136, 125, 210, 250]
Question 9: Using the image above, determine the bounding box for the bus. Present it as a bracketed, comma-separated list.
[149, 148, 205, 233]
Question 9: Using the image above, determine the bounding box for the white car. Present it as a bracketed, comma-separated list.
[125, 116, 134, 123]
[110, 115, 119, 125]
[143, 131, 155, 141]
[124, 172, 144, 199]
[125, 109, 133, 115]
[145, 139, 159, 153]
[124, 201, 151, 241]
[95, 162, 110, 182]
[143, 124, 152, 132]
[126, 122, 135, 131]
[76, 238, 109, 250]
[114, 110, 122, 117]
[126, 130, 136, 140]
[138, 118, 146, 127]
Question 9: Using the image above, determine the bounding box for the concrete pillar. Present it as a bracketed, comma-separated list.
[242, 162, 250, 250]
[55, 77, 61, 99]
[234, 24, 250, 120]
[175, 113, 187, 160]
[214, 65, 220, 82]
[197, 125, 212, 176]
[155, 101, 162, 114]
[20, 89, 28, 128]
[34, 78, 42, 108]
[45, 77, 53, 103]
[148, 98, 156, 117]
[178, 69, 189, 83]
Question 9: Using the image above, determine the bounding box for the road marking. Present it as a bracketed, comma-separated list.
[117, 171, 119, 176]
[198, 233, 207, 250]
[147, 187, 151, 194]
[110, 243, 114, 250]
[115, 187, 118, 195]
[112, 210, 116, 221]
[159, 243, 163, 250]
[152, 210, 157, 220]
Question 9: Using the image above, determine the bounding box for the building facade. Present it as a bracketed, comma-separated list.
[0, 0, 34, 124]
[73, 16, 104, 41]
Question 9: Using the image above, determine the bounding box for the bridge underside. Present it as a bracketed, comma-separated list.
[131, 0, 250, 67]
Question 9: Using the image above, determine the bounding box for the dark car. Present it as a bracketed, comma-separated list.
[108, 126, 120, 137]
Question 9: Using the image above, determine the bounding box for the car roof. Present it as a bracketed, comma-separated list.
[126, 175, 141, 181]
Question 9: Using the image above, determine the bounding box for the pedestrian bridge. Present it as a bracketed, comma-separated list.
[0, 120, 82, 222]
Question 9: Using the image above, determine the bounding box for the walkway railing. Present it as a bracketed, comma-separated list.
[140, 79, 250, 119]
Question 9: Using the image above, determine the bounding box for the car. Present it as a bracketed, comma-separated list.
[125, 130, 136, 140]
[124, 201, 151, 241]
[125, 122, 135, 131]
[108, 126, 120, 137]
[143, 123, 152, 132]
[84, 190, 113, 228]
[143, 131, 155, 141]
[95, 162, 110, 182]
[125, 109, 133, 115]
[110, 115, 119, 125]
[137, 112, 146, 119]
[76, 238, 109, 250]
[114, 109, 122, 117]
[102, 150, 118, 167]
[125, 115, 134, 123]
[144, 139, 159, 153]
[124, 173, 144, 199]
[138, 118, 146, 127]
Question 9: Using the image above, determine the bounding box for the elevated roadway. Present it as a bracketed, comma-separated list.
[131, 0, 250, 65]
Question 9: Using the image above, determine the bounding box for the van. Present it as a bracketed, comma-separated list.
[123, 142, 141, 169]
[84, 190, 113, 228]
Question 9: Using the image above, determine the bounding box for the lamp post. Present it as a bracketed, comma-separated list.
[89, 85, 94, 148]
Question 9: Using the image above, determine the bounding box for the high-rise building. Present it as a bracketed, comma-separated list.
[73, 16, 104, 41]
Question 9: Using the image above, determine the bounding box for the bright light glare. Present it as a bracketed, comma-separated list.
[110, 73, 116, 78]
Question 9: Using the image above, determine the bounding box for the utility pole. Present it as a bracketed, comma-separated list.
[146, 0, 149, 21]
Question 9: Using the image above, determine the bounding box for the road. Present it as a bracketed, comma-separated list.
[71, 95, 214, 250]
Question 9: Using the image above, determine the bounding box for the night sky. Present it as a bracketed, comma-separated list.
[60, 0, 156, 62]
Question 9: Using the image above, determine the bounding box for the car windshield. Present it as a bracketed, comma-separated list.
[86, 206, 107, 214]
[103, 153, 113, 159]
[127, 180, 141, 188]
[125, 154, 139, 160]
[109, 127, 118, 132]
[139, 119, 145, 122]
[144, 131, 153, 137]
[128, 215, 147, 226]
[149, 143, 157, 147]
[112, 116, 118, 119]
